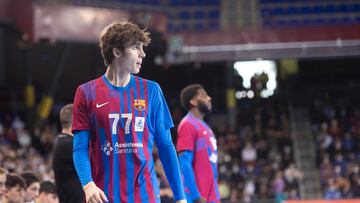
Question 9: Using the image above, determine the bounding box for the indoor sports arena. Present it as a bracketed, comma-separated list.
[0, 0, 360, 203]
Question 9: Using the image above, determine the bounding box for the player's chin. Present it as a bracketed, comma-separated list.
[132, 68, 140, 74]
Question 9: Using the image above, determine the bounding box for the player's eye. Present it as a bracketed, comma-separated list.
[133, 44, 142, 50]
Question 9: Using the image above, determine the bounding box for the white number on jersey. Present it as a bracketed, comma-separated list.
[121, 113, 132, 134]
[108, 113, 120, 135]
[109, 113, 145, 135]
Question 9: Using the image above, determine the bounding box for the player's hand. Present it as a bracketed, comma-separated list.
[176, 200, 188, 203]
[83, 181, 108, 203]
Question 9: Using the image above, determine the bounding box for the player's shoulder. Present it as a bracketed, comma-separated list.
[77, 76, 102, 91]
[178, 116, 197, 129]
[133, 75, 162, 90]
[178, 118, 198, 136]
[77, 76, 106, 98]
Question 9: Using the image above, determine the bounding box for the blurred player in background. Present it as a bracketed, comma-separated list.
[52, 104, 84, 203]
[72, 20, 186, 203]
[177, 84, 220, 203]
[20, 172, 40, 203]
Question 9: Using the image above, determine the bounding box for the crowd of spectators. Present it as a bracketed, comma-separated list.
[0, 112, 60, 202]
[311, 92, 360, 199]
[0, 114, 54, 181]
[211, 100, 302, 203]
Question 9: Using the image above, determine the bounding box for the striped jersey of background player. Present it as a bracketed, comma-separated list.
[72, 20, 186, 203]
[177, 84, 220, 203]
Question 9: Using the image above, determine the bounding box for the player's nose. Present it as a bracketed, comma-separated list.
[139, 48, 146, 58]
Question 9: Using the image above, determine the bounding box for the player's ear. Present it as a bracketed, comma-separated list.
[113, 48, 122, 58]
[189, 98, 198, 107]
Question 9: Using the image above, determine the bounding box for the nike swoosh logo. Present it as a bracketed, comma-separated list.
[96, 102, 109, 108]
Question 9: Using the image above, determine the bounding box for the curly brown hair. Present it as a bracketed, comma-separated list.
[99, 20, 151, 66]
[180, 84, 204, 111]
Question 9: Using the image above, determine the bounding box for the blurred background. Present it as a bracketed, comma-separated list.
[0, 0, 360, 202]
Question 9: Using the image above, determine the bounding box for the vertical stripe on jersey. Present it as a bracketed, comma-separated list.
[118, 91, 128, 203]
[99, 128, 110, 200]
[124, 89, 135, 203]
[137, 77, 151, 203]
[135, 77, 150, 202]
[139, 78, 156, 202]
[90, 111, 105, 193]
[131, 79, 144, 203]
[111, 112, 120, 203]
[186, 116, 207, 151]
[91, 83, 105, 200]
[105, 91, 120, 203]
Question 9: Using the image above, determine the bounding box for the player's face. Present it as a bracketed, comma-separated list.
[24, 182, 40, 201]
[6, 185, 24, 203]
[0, 174, 5, 198]
[119, 42, 146, 75]
[194, 89, 212, 114]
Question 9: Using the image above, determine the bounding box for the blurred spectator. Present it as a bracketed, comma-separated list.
[324, 179, 341, 199]
[20, 172, 40, 203]
[243, 178, 255, 203]
[0, 167, 8, 202]
[350, 175, 360, 197]
[218, 179, 230, 200]
[254, 138, 268, 161]
[17, 129, 31, 149]
[229, 188, 239, 203]
[320, 155, 335, 184]
[333, 153, 348, 177]
[317, 122, 332, 150]
[284, 162, 303, 192]
[35, 181, 59, 203]
[4, 173, 26, 203]
[272, 170, 285, 195]
[11, 116, 24, 131]
[241, 141, 257, 164]
[39, 124, 56, 156]
[342, 133, 354, 152]
[329, 119, 342, 137]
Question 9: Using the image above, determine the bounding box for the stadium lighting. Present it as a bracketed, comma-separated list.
[233, 60, 277, 98]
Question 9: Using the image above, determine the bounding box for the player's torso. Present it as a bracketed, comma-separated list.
[83, 76, 161, 203]
[189, 118, 218, 166]
[186, 116, 220, 201]
[88, 76, 152, 161]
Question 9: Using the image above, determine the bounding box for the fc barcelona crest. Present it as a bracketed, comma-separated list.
[134, 99, 146, 111]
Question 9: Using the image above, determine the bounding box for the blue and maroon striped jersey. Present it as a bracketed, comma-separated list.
[72, 74, 173, 203]
[177, 113, 220, 203]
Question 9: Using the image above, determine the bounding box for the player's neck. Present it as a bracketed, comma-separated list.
[105, 66, 131, 87]
[190, 109, 205, 120]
